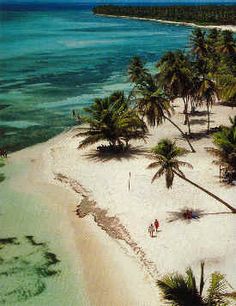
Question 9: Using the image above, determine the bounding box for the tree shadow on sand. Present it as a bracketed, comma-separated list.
[189, 126, 220, 141]
[82, 145, 148, 162]
[167, 207, 233, 223]
[189, 118, 208, 126]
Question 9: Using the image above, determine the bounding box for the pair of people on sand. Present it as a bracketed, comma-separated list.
[148, 219, 159, 237]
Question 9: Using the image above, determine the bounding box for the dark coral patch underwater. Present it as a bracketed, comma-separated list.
[0, 236, 60, 304]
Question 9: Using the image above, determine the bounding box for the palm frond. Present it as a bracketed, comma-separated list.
[206, 272, 230, 306]
[151, 166, 165, 183]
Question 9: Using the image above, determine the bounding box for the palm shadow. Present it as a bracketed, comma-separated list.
[167, 208, 233, 223]
[190, 110, 209, 117]
[82, 145, 148, 162]
[189, 126, 220, 141]
[190, 118, 208, 126]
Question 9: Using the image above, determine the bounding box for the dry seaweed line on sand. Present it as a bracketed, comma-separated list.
[54, 172, 158, 279]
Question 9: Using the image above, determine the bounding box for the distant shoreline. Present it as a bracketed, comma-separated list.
[96, 14, 236, 32]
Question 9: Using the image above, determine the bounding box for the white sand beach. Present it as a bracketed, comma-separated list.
[8, 101, 236, 305]
[97, 14, 236, 32]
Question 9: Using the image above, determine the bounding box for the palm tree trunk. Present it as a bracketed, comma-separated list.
[173, 170, 236, 213]
[183, 99, 188, 125]
[164, 116, 196, 153]
[207, 103, 210, 133]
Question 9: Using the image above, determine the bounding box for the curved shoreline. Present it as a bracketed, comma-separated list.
[7, 132, 160, 306]
[96, 13, 236, 32]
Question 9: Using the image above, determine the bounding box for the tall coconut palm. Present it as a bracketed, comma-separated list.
[197, 77, 218, 133]
[77, 91, 147, 149]
[190, 28, 209, 77]
[135, 74, 195, 152]
[128, 56, 150, 103]
[157, 262, 232, 306]
[147, 139, 236, 213]
[205, 29, 220, 75]
[218, 30, 236, 57]
[190, 28, 207, 59]
[157, 50, 194, 132]
[128, 56, 149, 84]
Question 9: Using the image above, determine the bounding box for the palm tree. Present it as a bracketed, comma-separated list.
[218, 30, 236, 57]
[77, 91, 147, 149]
[157, 262, 232, 306]
[216, 74, 236, 104]
[197, 77, 218, 133]
[190, 28, 207, 59]
[127, 56, 149, 103]
[128, 56, 148, 84]
[207, 117, 236, 182]
[135, 73, 195, 152]
[190, 28, 209, 78]
[147, 139, 236, 213]
[157, 51, 194, 133]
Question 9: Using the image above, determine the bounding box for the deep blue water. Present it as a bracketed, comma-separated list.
[0, 4, 195, 151]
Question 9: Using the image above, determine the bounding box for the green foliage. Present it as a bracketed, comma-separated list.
[157, 263, 231, 306]
[208, 117, 236, 176]
[0, 158, 5, 183]
[128, 56, 149, 84]
[77, 91, 147, 149]
[93, 5, 236, 26]
[148, 139, 191, 188]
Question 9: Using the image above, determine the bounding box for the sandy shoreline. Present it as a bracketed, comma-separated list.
[8, 133, 160, 305]
[5, 100, 236, 305]
[96, 13, 236, 32]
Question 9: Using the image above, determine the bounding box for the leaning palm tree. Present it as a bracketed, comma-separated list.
[77, 91, 147, 150]
[147, 139, 236, 213]
[157, 262, 232, 306]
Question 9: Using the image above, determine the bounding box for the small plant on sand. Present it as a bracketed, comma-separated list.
[147, 139, 236, 213]
[157, 262, 233, 306]
[77, 91, 147, 151]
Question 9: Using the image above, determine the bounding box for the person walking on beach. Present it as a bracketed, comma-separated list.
[154, 219, 159, 232]
[148, 224, 154, 238]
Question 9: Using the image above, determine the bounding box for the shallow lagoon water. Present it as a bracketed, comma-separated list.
[0, 6, 192, 151]
[0, 160, 89, 305]
[0, 5, 192, 304]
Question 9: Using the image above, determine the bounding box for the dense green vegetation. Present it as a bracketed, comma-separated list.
[93, 5, 236, 26]
[157, 262, 233, 306]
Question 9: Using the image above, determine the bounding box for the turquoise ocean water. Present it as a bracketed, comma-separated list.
[0, 4, 192, 151]
[0, 3, 212, 305]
